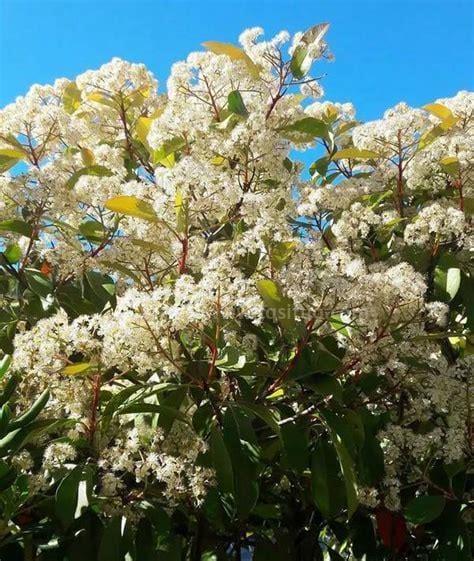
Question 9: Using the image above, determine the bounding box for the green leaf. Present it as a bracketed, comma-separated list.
[8, 389, 49, 430]
[55, 466, 93, 528]
[98, 516, 125, 561]
[239, 403, 281, 437]
[228, 90, 249, 117]
[306, 374, 342, 402]
[440, 156, 460, 177]
[104, 195, 157, 222]
[24, 269, 53, 297]
[289, 23, 330, 79]
[309, 156, 330, 177]
[0, 418, 67, 457]
[117, 403, 190, 429]
[321, 411, 359, 518]
[314, 337, 344, 372]
[269, 241, 296, 270]
[88, 91, 117, 108]
[202, 41, 260, 78]
[332, 148, 379, 160]
[101, 384, 145, 432]
[0, 374, 18, 406]
[418, 125, 446, 150]
[404, 495, 445, 525]
[445, 268, 461, 300]
[151, 137, 186, 167]
[0, 219, 33, 237]
[0, 355, 11, 379]
[63, 81, 82, 114]
[280, 117, 328, 143]
[201, 552, 218, 561]
[0, 461, 16, 492]
[79, 220, 106, 243]
[434, 255, 461, 301]
[66, 165, 114, 189]
[281, 422, 308, 472]
[311, 438, 345, 517]
[256, 278, 295, 330]
[210, 426, 234, 494]
[0, 148, 24, 172]
[215, 345, 246, 371]
[463, 197, 474, 216]
[3, 244, 21, 264]
[223, 407, 260, 517]
[290, 44, 310, 80]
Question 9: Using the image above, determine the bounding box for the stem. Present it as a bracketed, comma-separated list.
[178, 237, 189, 274]
[396, 130, 404, 217]
[455, 178, 464, 212]
[266, 318, 315, 395]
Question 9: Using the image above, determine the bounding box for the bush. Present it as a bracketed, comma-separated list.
[0, 23, 472, 560]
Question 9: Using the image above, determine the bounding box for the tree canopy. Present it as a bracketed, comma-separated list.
[0, 24, 472, 561]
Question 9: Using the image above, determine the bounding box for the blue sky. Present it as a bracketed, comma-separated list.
[0, 0, 473, 121]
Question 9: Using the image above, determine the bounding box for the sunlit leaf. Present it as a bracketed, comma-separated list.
[290, 23, 330, 79]
[0, 148, 25, 172]
[203, 41, 260, 78]
[440, 156, 460, 177]
[63, 81, 82, 114]
[104, 195, 157, 222]
[62, 362, 92, 376]
[332, 148, 379, 160]
[135, 116, 153, 145]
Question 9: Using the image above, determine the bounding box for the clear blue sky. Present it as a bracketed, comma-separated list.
[0, 0, 473, 120]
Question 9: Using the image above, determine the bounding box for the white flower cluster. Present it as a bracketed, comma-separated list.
[0, 27, 472, 516]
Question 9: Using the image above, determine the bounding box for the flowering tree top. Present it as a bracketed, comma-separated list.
[0, 24, 472, 560]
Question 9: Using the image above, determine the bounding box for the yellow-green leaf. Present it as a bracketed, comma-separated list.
[0, 148, 25, 172]
[104, 195, 157, 222]
[256, 279, 295, 330]
[174, 190, 187, 234]
[211, 155, 226, 166]
[440, 156, 460, 177]
[424, 103, 453, 121]
[62, 362, 92, 376]
[289, 23, 330, 80]
[80, 148, 95, 167]
[424, 103, 458, 130]
[332, 148, 379, 160]
[88, 91, 116, 109]
[135, 116, 153, 145]
[202, 41, 260, 79]
[269, 241, 296, 270]
[66, 165, 113, 190]
[152, 137, 185, 167]
[63, 81, 82, 114]
[126, 85, 152, 108]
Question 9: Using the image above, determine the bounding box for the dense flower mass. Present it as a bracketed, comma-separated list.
[0, 24, 472, 560]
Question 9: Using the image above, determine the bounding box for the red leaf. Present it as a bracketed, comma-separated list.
[40, 261, 52, 275]
[376, 506, 407, 552]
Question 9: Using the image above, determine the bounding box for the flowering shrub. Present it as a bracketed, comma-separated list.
[0, 23, 472, 560]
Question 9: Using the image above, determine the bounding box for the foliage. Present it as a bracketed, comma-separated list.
[0, 23, 472, 561]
